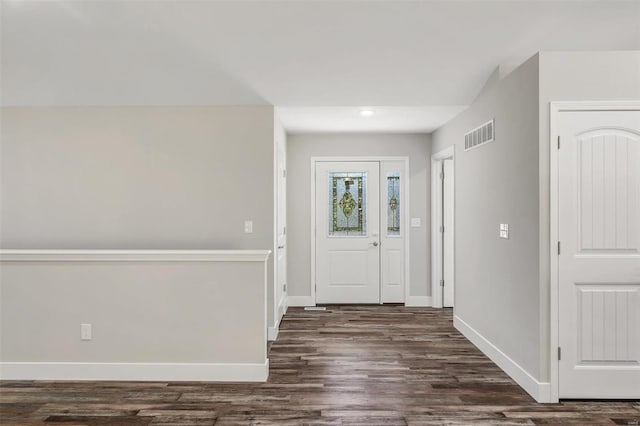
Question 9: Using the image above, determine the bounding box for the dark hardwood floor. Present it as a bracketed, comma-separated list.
[1, 305, 639, 425]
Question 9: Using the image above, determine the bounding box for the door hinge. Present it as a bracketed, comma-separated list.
[557, 135, 560, 149]
[440, 172, 444, 180]
[557, 241, 561, 255]
[557, 346, 561, 360]
[283, 169, 287, 178]
[283, 226, 286, 235]
[440, 279, 445, 287]
[440, 225, 445, 233]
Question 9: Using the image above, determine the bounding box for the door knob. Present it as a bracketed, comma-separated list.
[372, 241, 379, 247]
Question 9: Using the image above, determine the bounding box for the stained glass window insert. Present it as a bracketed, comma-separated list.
[387, 172, 400, 235]
[328, 172, 367, 236]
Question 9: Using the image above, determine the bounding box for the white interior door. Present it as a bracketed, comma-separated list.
[558, 109, 640, 399]
[316, 161, 380, 304]
[276, 141, 287, 321]
[443, 159, 455, 307]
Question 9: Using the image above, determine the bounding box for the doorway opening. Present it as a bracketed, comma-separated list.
[310, 157, 410, 305]
[431, 147, 455, 308]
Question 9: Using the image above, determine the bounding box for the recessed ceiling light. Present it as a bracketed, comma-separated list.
[359, 109, 374, 117]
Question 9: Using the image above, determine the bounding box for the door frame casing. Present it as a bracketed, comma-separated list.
[431, 146, 455, 308]
[549, 100, 640, 403]
[271, 134, 287, 341]
[310, 156, 411, 306]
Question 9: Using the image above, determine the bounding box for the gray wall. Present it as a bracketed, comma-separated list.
[0, 106, 278, 329]
[432, 50, 640, 384]
[287, 133, 432, 298]
[1, 106, 274, 250]
[431, 54, 542, 379]
[1, 259, 267, 364]
[536, 50, 640, 379]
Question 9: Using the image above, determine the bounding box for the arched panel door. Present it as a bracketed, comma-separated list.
[558, 111, 640, 398]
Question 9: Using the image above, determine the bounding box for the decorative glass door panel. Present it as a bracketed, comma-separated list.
[328, 172, 367, 236]
[387, 172, 400, 236]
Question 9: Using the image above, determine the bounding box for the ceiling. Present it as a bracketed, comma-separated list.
[1, 0, 639, 133]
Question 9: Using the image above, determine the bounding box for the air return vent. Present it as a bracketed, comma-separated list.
[464, 119, 494, 151]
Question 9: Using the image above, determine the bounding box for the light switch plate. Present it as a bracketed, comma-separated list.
[244, 220, 253, 233]
[499, 223, 509, 239]
[411, 218, 421, 227]
[80, 323, 92, 340]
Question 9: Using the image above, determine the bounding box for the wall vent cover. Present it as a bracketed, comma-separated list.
[464, 119, 494, 151]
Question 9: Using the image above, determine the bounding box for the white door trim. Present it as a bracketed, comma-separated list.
[310, 156, 411, 306]
[431, 146, 455, 308]
[549, 100, 640, 403]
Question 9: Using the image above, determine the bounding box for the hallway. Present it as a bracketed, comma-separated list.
[2, 306, 639, 425]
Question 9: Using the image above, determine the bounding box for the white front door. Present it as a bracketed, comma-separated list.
[558, 109, 640, 398]
[316, 161, 381, 304]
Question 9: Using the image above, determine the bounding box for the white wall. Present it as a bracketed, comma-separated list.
[286, 133, 432, 300]
[431, 54, 542, 380]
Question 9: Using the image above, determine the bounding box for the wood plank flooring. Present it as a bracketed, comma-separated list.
[2, 305, 639, 425]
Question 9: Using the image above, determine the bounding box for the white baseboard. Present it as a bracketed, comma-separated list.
[287, 296, 314, 307]
[268, 297, 289, 341]
[289, 295, 433, 308]
[268, 326, 279, 341]
[454, 315, 551, 403]
[279, 296, 288, 318]
[0, 360, 269, 382]
[405, 296, 433, 307]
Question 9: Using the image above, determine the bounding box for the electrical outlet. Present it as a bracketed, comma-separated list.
[80, 323, 92, 340]
[244, 220, 253, 233]
[411, 218, 421, 227]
